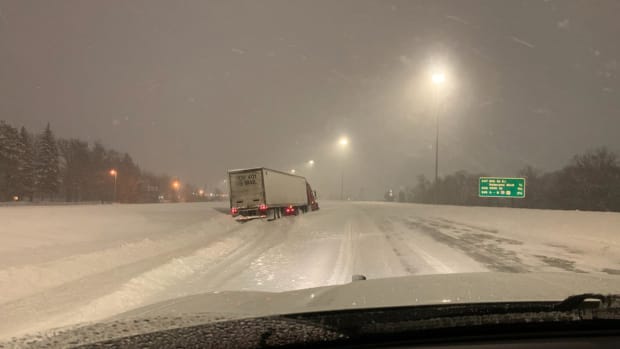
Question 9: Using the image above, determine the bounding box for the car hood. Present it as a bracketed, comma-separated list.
[8, 272, 620, 348]
[116, 271, 620, 319]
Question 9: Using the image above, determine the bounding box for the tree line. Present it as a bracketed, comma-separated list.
[0, 120, 202, 203]
[389, 147, 620, 212]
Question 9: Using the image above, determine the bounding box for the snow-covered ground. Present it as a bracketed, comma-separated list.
[2, 201, 620, 339]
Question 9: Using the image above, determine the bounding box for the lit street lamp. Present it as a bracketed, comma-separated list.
[431, 70, 446, 203]
[308, 160, 315, 166]
[431, 72, 446, 85]
[172, 180, 181, 201]
[109, 169, 118, 202]
[290, 169, 296, 174]
[338, 136, 349, 200]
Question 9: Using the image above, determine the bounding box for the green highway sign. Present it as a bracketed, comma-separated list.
[479, 177, 526, 198]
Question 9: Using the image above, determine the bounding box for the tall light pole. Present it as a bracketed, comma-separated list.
[431, 71, 446, 203]
[338, 136, 349, 200]
[109, 169, 118, 203]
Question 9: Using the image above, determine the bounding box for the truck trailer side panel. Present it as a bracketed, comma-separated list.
[262, 169, 307, 207]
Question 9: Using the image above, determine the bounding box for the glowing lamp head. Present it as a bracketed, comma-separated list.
[431, 72, 446, 85]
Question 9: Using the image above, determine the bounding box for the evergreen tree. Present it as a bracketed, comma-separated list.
[0, 121, 21, 200]
[33, 123, 60, 199]
[88, 142, 108, 201]
[17, 127, 35, 200]
[58, 139, 90, 201]
[0, 121, 196, 203]
[117, 153, 141, 203]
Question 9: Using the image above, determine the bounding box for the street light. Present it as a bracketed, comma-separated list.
[308, 160, 315, 166]
[290, 169, 296, 174]
[431, 70, 446, 203]
[338, 136, 349, 200]
[431, 72, 446, 85]
[172, 180, 181, 202]
[109, 169, 118, 202]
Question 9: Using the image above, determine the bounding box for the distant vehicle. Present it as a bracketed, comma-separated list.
[228, 167, 319, 220]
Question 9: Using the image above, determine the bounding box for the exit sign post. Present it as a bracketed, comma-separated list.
[479, 177, 526, 198]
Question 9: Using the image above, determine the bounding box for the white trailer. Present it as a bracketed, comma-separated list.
[228, 168, 319, 220]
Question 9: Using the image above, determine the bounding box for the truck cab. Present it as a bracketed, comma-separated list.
[306, 182, 319, 212]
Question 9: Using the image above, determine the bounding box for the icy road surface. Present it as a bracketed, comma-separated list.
[2, 201, 620, 339]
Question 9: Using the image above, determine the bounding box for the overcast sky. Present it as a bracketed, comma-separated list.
[1, 0, 619, 199]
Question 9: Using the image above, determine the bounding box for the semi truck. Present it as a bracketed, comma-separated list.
[228, 167, 319, 220]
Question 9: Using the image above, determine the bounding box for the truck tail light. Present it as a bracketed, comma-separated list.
[231, 207, 238, 215]
[259, 204, 268, 211]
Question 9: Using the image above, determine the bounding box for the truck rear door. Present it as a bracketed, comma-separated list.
[229, 170, 264, 209]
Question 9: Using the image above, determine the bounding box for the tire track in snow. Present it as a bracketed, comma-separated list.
[327, 221, 358, 285]
[225, 209, 361, 291]
[45, 219, 290, 331]
[377, 216, 453, 274]
[0, 216, 238, 306]
[178, 221, 290, 293]
[0, 219, 251, 339]
[402, 217, 528, 273]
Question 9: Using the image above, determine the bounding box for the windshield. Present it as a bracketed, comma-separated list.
[1, 0, 620, 342]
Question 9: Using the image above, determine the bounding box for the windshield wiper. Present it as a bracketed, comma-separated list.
[554, 293, 620, 311]
[278, 293, 620, 339]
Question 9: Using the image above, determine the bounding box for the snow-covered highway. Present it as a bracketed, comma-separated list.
[2, 201, 620, 339]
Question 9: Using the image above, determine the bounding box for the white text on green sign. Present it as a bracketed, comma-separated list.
[479, 177, 525, 198]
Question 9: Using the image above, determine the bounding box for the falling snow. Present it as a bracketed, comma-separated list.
[445, 15, 468, 25]
[510, 36, 535, 48]
[557, 18, 569, 30]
